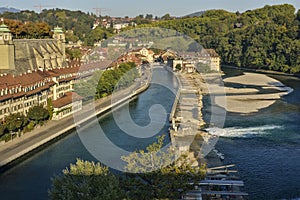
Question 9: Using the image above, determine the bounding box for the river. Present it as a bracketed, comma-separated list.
[0, 66, 299, 200]
[0, 67, 178, 200]
[214, 67, 300, 199]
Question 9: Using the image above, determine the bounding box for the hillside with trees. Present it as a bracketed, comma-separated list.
[149, 4, 300, 73]
[1, 4, 299, 73]
[0, 9, 113, 45]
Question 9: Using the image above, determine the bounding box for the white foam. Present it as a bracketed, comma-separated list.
[206, 125, 283, 138]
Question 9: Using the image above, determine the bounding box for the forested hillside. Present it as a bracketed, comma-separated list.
[1, 4, 299, 73]
[0, 9, 114, 45]
[150, 4, 300, 73]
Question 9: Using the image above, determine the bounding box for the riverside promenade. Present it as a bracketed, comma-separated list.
[0, 66, 152, 169]
[168, 69, 209, 167]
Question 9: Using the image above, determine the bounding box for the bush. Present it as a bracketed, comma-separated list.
[0, 124, 6, 138]
[23, 121, 36, 133]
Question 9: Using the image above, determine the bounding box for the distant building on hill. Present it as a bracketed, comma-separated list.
[171, 49, 221, 73]
[198, 49, 221, 72]
[128, 47, 155, 63]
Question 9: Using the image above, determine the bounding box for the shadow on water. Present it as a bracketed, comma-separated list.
[0, 67, 178, 200]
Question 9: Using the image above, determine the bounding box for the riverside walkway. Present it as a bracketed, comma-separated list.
[0, 66, 152, 169]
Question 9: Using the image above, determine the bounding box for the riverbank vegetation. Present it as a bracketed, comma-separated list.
[74, 62, 139, 100]
[49, 136, 206, 199]
[0, 105, 50, 142]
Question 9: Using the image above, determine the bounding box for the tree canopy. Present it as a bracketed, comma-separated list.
[74, 62, 139, 100]
[49, 159, 122, 200]
[121, 135, 206, 199]
[150, 4, 300, 73]
[27, 105, 49, 123]
[4, 113, 28, 132]
[50, 136, 206, 199]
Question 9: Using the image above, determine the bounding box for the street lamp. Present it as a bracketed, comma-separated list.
[10, 131, 18, 141]
[10, 117, 22, 141]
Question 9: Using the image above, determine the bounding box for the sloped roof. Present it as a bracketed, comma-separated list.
[52, 92, 83, 108]
[201, 49, 220, 57]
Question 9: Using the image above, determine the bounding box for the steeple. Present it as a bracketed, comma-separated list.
[53, 26, 65, 42]
[0, 18, 15, 70]
[52, 26, 66, 63]
[0, 18, 13, 44]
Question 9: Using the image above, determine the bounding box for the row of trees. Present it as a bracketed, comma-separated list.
[2, 19, 52, 39]
[74, 62, 139, 100]
[0, 8, 114, 45]
[49, 136, 206, 199]
[0, 105, 50, 141]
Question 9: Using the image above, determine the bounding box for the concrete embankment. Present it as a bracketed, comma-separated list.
[168, 71, 208, 167]
[0, 67, 152, 169]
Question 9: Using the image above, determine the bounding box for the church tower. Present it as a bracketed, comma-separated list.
[53, 26, 66, 60]
[0, 19, 15, 70]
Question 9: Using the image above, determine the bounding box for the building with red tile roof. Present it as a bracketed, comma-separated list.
[0, 60, 112, 121]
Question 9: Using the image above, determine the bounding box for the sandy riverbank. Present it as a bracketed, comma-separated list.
[213, 72, 293, 114]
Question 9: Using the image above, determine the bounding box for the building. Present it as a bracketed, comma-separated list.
[0, 23, 66, 75]
[172, 59, 196, 73]
[0, 60, 111, 121]
[128, 47, 155, 63]
[160, 49, 177, 64]
[52, 92, 83, 120]
[198, 49, 221, 72]
[0, 23, 15, 70]
[113, 23, 129, 32]
[0, 21, 117, 121]
[171, 49, 221, 72]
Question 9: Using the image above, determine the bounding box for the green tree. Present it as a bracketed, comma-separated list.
[49, 137, 206, 200]
[49, 159, 123, 200]
[161, 13, 172, 20]
[66, 48, 82, 60]
[4, 113, 27, 132]
[145, 14, 153, 20]
[0, 124, 6, 137]
[27, 105, 49, 123]
[47, 98, 54, 120]
[121, 135, 206, 199]
[176, 64, 182, 70]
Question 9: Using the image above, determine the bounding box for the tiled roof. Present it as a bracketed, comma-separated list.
[52, 92, 83, 108]
[0, 60, 113, 102]
[0, 74, 21, 89]
[201, 49, 220, 57]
